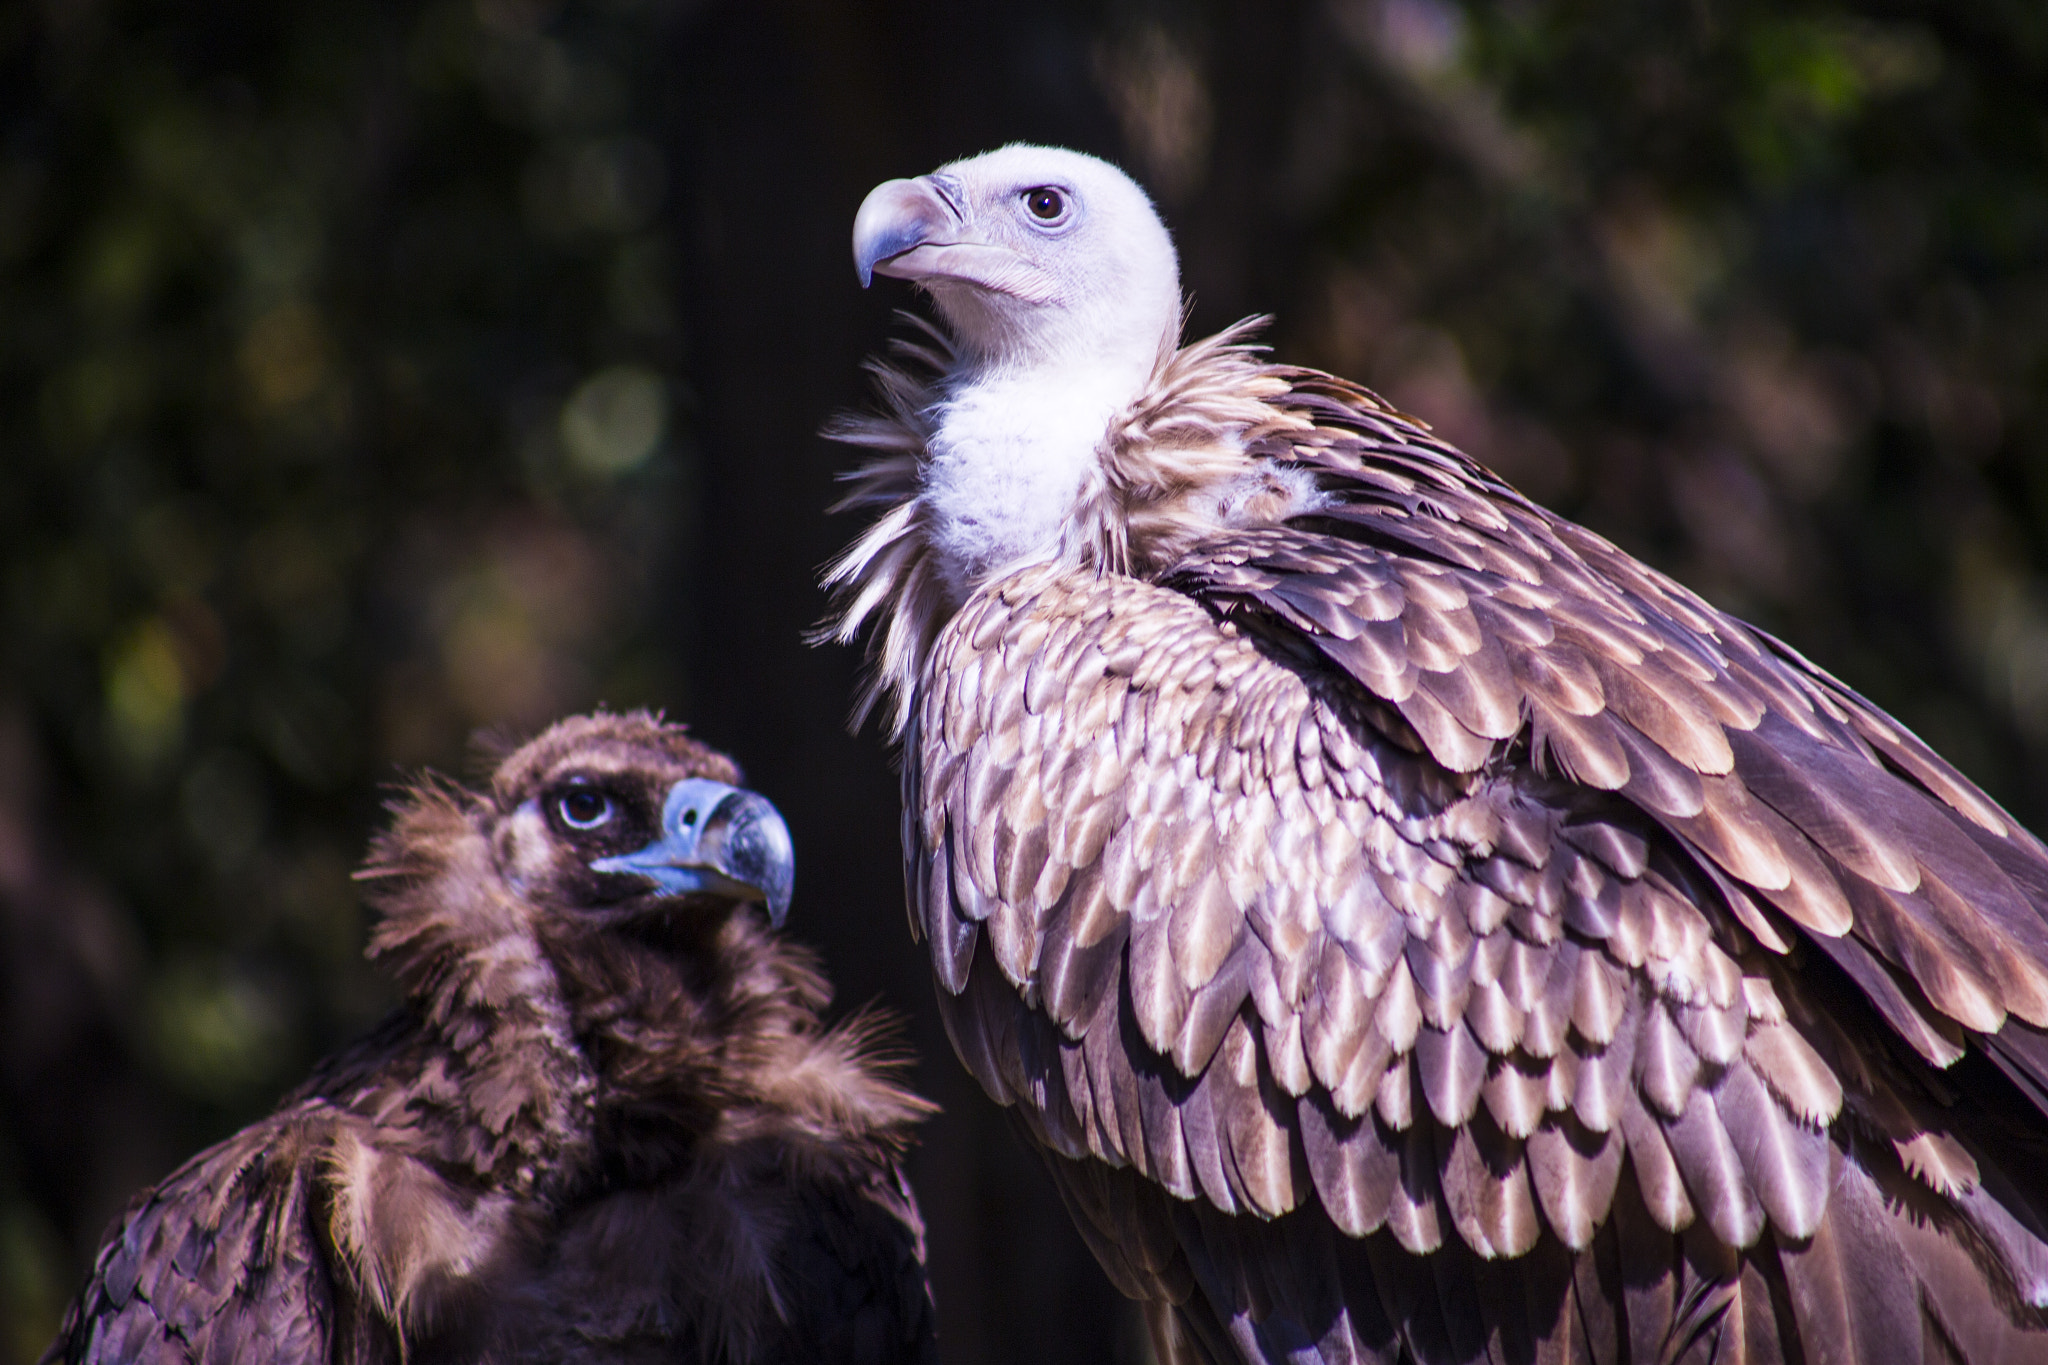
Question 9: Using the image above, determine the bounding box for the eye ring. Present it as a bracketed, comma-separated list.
[557, 787, 615, 831]
[1023, 186, 1068, 224]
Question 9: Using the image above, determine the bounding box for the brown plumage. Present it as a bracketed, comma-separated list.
[43, 712, 938, 1365]
[827, 146, 2048, 1363]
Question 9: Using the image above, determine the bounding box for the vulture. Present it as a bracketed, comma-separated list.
[822, 144, 2048, 1364]
[44, 711, 938, 1365]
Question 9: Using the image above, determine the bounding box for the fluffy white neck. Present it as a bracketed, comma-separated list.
[922, 356, 1149, 602]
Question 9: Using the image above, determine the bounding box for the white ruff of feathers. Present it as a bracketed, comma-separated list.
[818, 313, 1325, 738]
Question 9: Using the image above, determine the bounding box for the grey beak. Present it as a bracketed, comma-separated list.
[589, 778, 795, 927]
[852, 174, 962, 287]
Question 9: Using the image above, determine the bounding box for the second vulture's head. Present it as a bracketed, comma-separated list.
[853, 143, 1181, 378]
[359, 711, 795, 1035]
[488, 714, 793, 930]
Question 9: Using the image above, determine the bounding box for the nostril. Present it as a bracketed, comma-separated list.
[927, 172, 968, 220]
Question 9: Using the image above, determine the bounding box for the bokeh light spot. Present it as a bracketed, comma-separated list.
[240, 302, 329, 409]
[105, 618, 186, 767]
[560, 364, 666, 476]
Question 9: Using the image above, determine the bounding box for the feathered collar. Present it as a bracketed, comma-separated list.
[819, 315, 1352, 736]
[352, 782, 930, 1191]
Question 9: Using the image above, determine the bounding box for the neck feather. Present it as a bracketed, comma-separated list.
[819, 316, 1318, 739]
[360, 788, 599, 1189]
[922, 359, 1150, 601]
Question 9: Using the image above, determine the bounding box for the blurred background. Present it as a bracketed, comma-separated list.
[2, 0, 2045, 1358]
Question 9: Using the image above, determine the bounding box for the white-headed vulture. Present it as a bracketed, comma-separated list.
[822, 144, 2048, 1364]
[43, 711, 938, 1365]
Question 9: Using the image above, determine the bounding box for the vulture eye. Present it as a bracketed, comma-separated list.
[557, 788, 615, 831]
[1023, 187, 1068, 223]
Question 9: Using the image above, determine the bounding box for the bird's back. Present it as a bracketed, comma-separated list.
[43, 1107, 351, 1365]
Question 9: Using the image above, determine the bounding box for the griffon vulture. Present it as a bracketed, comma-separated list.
[823, 144, 2048, 1364]
[44, 712, 937, 1365]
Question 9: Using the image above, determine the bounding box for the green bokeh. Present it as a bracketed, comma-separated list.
[4, 1, 2047, 1361]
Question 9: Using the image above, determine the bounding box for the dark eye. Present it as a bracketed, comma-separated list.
[1024, 187, 1066, 221]
[557, 788, 615, 831]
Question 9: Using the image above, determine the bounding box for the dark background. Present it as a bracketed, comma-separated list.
[3, 0, 2046, 1359]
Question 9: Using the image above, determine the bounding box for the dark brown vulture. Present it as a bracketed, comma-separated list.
[823, 144, 2048, 1364]
[43, 712, 937, 1365]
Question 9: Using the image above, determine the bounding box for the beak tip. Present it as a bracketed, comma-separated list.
[717, 790, 795, 930]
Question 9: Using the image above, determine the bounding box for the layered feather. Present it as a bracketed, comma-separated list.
[832, 316, 2048, 1363]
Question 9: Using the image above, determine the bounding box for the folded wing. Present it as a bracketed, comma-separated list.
[907, 372, 2048, 1363]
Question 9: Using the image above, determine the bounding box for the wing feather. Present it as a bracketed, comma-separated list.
[900, 366, 2048, 1360]
[52, 1116, 344, 1365]
[1527, 1116, 1625, 1253]
[1439, 1111, 1542, 1260]
[1414, 1020, 1488, 1129]
[1300, 1091, 1402, 1239]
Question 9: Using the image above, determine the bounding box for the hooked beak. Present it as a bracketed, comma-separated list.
[851, 173, 1058, 302]
[589, 778, 794, 927]
[853, 175, 960, 287]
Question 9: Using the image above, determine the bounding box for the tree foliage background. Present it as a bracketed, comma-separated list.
[1, 0, 2044, 1360]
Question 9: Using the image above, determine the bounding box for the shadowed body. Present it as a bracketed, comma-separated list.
[43, 712, 937, 1365]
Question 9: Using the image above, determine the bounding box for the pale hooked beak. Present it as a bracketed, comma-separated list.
[590, 778, 794, 927]
[852, 172, 1058, 302]
[853, 174, 961, 287]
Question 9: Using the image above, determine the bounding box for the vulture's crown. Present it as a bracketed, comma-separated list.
[46, 711, 935, 1365]
[828, 147, 2048, 1364]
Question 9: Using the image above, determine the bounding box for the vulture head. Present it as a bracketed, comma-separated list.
[850, 145, 1220, 611]
[486, 712, 794, 930]
[831, 146, 1317, 718]
[854, 143, 1181, 375]
[361, 711, 806, 1167]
